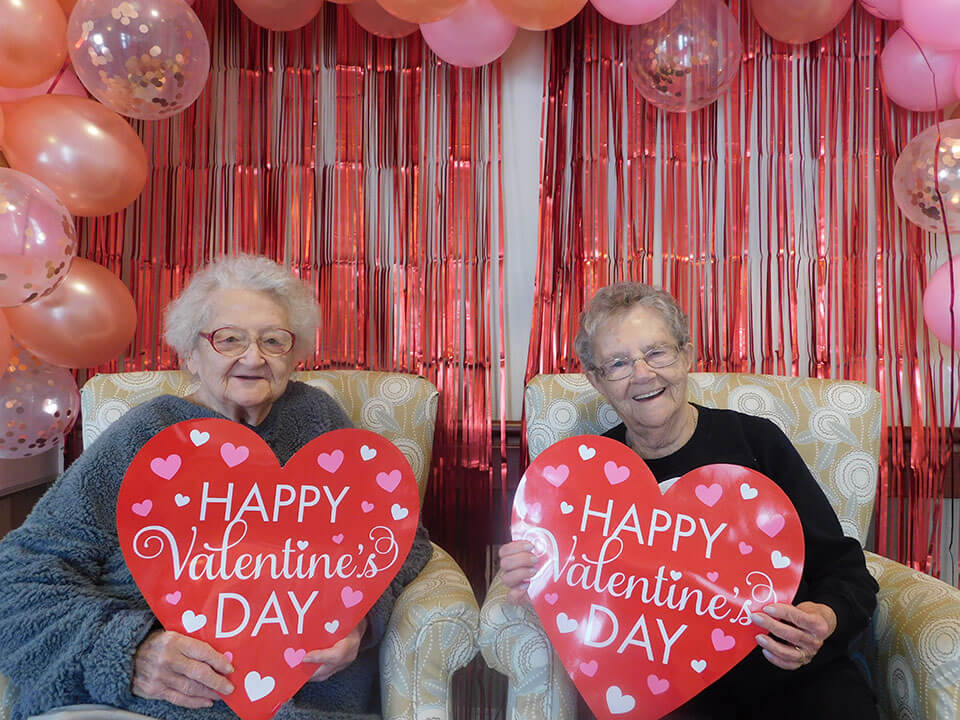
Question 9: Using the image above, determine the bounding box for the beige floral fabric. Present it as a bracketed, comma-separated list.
[480, 372, 960, 720]
[1, 370, 479, 720]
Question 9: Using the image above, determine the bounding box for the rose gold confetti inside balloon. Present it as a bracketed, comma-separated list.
[893, 119, 960, 234]
[67, 0, 211, 120]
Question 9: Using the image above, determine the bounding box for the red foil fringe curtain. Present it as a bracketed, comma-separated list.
[75, 0, 504, 591]
[527, 5, 957, 580]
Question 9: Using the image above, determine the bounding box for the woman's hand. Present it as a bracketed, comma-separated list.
[499, 540, 539, 604]
[304, 616, 368, 683]
[132, 630, 234, 708]
[751, 601, 837, 670]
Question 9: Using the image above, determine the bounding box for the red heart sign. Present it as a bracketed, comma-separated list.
[117, 420, 420, 720]
[512, 435, 804, 720]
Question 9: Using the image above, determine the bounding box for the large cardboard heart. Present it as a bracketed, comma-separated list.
[117, 420, 420, 720]
[512, 435, 804, 720]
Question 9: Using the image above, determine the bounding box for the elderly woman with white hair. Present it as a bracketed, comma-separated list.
[0, 255, 432, 720]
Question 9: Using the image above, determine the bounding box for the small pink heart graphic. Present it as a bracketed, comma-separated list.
[220, 443, 249, 468]
[131, 500, 152, 517]
[647, 675, 670, 695]
[758, 512, 786, 538]
[579, 660, 598, 677]
[738, 541, 753, 555]
[332, 533, 344, 544]
[341, 586, 364, 608]
[150, 454, 181, 480]
[694, 483, 723, 507]
[544, 592, 559, 605]
[711, 628, 736, 652]
[376, 470, 402, 493]
[361, 501, 374, 513]
[164, 591, 182, 605]
[283, 648, 306, 668]
[603, 461, 630, 485]
[542, 464, 570, 487]
[317, 449, 344, 473]
[706, 571, 719, 582]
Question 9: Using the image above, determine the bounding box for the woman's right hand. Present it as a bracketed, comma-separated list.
[498, 540, 539, 604]
[132, 630, 235, 708]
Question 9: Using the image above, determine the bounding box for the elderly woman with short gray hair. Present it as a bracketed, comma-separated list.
[500, 281, 879, 719]
[0, 254, 431, 720]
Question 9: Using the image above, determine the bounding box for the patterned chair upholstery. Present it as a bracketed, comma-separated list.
[0, 370, 479, 720]
[479, 372, 960, 720]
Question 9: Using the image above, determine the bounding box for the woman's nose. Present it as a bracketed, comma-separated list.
[630, 355, 655, 379]
[237, 341, 267, 363]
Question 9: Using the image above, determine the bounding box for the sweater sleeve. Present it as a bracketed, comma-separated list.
[752, 417, 878, 647]
[0, 410, 162, 713]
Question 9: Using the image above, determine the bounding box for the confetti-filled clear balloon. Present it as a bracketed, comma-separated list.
[0, 343, 79, 458]
[67, 0, 211, 120]
[893, 119, 960, 234]
[0, 168, 77, 307]
[626, 0, 742, 113]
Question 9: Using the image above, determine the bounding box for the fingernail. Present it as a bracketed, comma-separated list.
[522, 541, 534, 550]
[755, 634, 767, 645]
[226, 665, 235, 674]
[749, 612, 763, 624]
[763, 605, 777, 615]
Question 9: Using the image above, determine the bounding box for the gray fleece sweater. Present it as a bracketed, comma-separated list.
[0, 381, 432, 720]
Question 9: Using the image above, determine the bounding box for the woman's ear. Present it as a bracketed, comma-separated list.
[681, 343, 696, 369]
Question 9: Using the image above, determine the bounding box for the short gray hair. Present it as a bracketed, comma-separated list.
[164, 254, 319, 361]
[574, 282, 692, 371]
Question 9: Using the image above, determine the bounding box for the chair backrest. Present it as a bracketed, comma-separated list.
[524, 372, 882, 545]
[81, 370, 439, 500]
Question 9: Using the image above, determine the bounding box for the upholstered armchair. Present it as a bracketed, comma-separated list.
[0, 370, 479, 720]
[479, 372, 960, 720]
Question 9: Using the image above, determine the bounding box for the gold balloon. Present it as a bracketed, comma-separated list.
[0, 0, 68, 88]
[489, 0, 586, 30]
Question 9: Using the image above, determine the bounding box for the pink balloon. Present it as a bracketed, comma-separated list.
[903, 0, 960, 51]
[924, 257, 960, 347]
[591, 0, 676, 24]
[233, 0, 324, 30]
[626, 0, 742, 113]
[892, 119, 960, 234]
[0, 168, 77, 307]
[348, 0, 419, 37]
[858, 0, 900, 20]
[67, 0, 211, 119]
[421, 0, 517, 67]
[751, 0, 852, 44]
[881, 29, 959, 111]
[0, 341, 79, 458]
[956, 63, 960, 99]
[0, 312, 10, 377]
[0, 66, 87, 103]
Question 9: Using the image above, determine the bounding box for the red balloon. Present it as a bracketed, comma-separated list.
[4, 258, 138, 368]
[513, 436, 804, 719]
[0, 0, 68, 88]
[233, 0, 324, 30]
[0, 95, 148, 216]
[489, 0, 587, 30]
[348, 0, 419, 37]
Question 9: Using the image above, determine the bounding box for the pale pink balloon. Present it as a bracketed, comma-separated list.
[348, 0, 419, 38]
[892, 119, 960, 234]
[858, 0, 900, 20]
[956, 63, 960, 100]
[421, 0, 517, 67]
[881, 29, 959, 111]
[0, 168, 77, 308]
[67, 0, 211, 119]
[903, 0, 960, 51]
[924, 257, 960, 348]
[591, 0, 676, 25]
[233, 0, 324, 30]
[0, 66, 88, 103]
[751, 0, 852, 44]
[0, 342, 79, 458]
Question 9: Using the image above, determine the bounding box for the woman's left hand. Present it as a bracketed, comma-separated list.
[304, 617, 368, 682]
[750, 601, 837, 670]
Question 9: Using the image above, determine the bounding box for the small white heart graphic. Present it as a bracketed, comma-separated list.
[669, 570, 682, 581]
[189, 429, 210, 447]
[578, 444, 596, 461]
[174, 494, 190, 507]
[740, 482, 759, 500]
[391, 503, 409, 521]
[691, 659, 707, 673]
[605, 686, 636, 714]
[244, 671, 275, 702]
[325, 620, 340, 633]
[181, 610, 206, 633]
[556, 613, 578, 634]
[360, 445, 377, 461]
[560, 501, 574, 515]
[771, 550, 791, 569]
[297, 540, 309, 550]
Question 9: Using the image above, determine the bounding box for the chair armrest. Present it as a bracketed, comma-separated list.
[862, 551, 960, 719]
[478, 570, 577, 720]
[0, 673, 13, 720]
[380, 543, 479, 720]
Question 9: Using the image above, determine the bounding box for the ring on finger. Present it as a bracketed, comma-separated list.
[794, 646, 807, 664]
